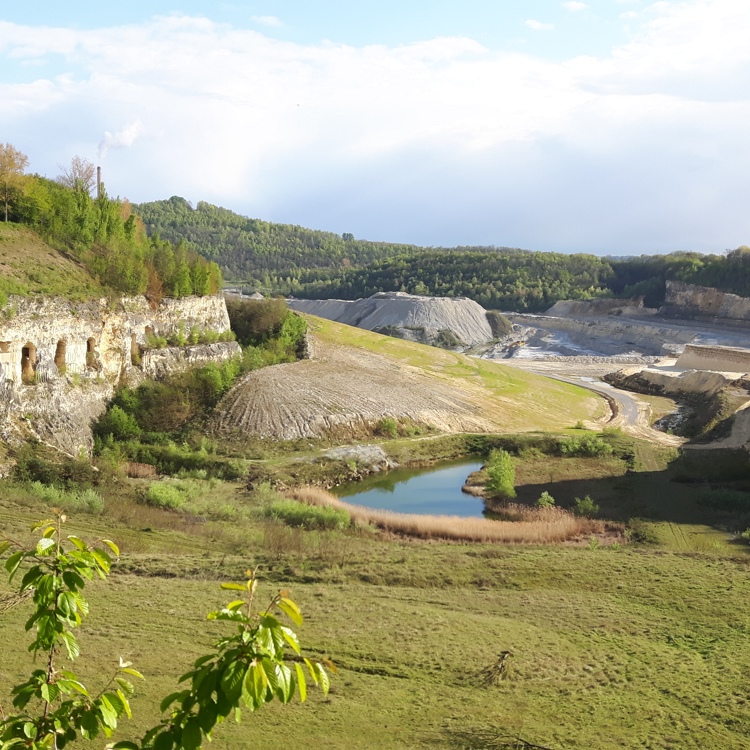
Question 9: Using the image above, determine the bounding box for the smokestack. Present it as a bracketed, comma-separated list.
[96, 166, 102, 199]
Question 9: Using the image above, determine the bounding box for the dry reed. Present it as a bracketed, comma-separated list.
[286, 487, 593, 544]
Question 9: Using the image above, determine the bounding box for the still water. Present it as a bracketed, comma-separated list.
[332, 458, 486, 517]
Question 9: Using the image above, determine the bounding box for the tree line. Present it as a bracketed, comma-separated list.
[133, 194, 750, 311]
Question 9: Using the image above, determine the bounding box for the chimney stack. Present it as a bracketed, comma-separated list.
[96, 166, 102, 199]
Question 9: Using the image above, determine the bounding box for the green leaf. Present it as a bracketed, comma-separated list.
[295, 663, 307, 702]
[117, 689, 132, 719]
[5, 550, 25, 578]
[36, 537, 55, 555]
[0, 539, 11, 556]
[181, 717, 202, 750]
[220, 660, 246, 702]
[303, 657, 319, 685]
[160, 691, 188, 713]
[102, 539, 120, 557]
[153, 731, 174, 750]
[40, 682, 60, 703]
[62, 569, 85, 592]
[60, 631, 80, 660]
[23, 721, 36, 738]
[317, 662, 330, 696]
[121, 667, 144, 680]
[90, 548, 111, 574]
[78, 710, 99, 740]
[274, 663, 294, 704]
[277, 597, 303, 627]
[115, 677, 135, 697]
[98, 694, 118, 729]
[225, 599, 245, 611]
[242, 663, 265, 711]
[66, 536, 87, 551]
[112, 742, 141, 749]
[280, 626, 301, 655]
[105, 690, 126, 717]
[42, 526, 56, 538]
[197, 699, 219, 734]
[31, 519, 55, 532]
[219, 582, 247, 591]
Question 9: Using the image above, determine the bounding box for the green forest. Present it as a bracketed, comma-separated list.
[134, 196, 750, 312]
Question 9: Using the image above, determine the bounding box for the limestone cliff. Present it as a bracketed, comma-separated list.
[0, 294, 238, 458]
[663, 281, 750, 322]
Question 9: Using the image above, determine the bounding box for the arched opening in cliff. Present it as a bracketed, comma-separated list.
[21, 342, 37, 383]
[130, 334, 141, 366]
[54, 339, 67, 373]
[0, 342, 9, 354]
[86, 338, 98, 369]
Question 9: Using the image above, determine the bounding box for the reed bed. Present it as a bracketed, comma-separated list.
[286, 487, 597, 544]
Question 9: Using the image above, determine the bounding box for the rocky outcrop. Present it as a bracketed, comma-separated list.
[288, 292, 493, 347]
[0, 294, 235, 456]
[676, 344, 750, 374]
[663, 281, 750, 321]
[545, 297, 655, 318]
[605, 366, 739, 397]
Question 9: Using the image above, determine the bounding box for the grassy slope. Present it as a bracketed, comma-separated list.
[2, 463, 750, 750]
[0, 223, 103, 300]
[309, 316, 605, 432]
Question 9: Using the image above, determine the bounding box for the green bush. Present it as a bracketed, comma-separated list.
[94, 404, 142, 441]
[626, 517, 659, 545]
[574, 495, 599, 517]
[560, 435, 614, 458]
[145, 482, 186, 509]
[485, 449, 517, 499]
[374, 417, 399, 439]
[536, 491, 555, 508]
[262, 498, 350, 530]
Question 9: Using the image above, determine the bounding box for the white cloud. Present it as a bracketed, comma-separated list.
[250, 15, 283, 28]
[524, 19, 555, 31]
[562, 2, 588, 11]
[1, 1, 749, 253]
[98, 120, 144, 159]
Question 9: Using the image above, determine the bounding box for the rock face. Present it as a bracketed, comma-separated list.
[676, 344, 750, 374]
[288, 292, 493, 347]
[0, 294, 235, 456]
[545, 297, 654, 318]
[606, 366, 740, 397]
[664, 281, 750, 321]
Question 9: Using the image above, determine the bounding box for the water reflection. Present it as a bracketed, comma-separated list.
[332, 458, 486, 517]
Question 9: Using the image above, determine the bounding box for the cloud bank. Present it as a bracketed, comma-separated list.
[1, 1, 749, 253]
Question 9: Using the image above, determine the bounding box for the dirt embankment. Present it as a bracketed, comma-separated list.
[210, 323, 602, 441]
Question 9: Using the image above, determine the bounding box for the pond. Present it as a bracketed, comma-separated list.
[332, 457, 486, 517]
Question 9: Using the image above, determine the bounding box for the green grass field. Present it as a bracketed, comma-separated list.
[2, 437, 750, 750]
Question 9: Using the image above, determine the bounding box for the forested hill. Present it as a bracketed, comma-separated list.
[132, 196, 522, 284]
[134, 196, 750, 313]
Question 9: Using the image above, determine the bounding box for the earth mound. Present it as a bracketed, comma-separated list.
[210, 317, 602, 441]
[287, 292, 493, 347]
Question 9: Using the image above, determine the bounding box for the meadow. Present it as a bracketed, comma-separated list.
[2, 436, 750, 750]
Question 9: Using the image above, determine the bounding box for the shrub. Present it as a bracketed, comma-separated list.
[626, 517, 659, 545]
[560, 435, 614, 458]
[145, 482, 185, 509]
[262, 498, 350, 530]
[536, 491, 555, 508]
[573, 495, 599, 517]
[484, 449, 516, 499]
[374, 417, 399, 439]
[94, 404, 142, 441]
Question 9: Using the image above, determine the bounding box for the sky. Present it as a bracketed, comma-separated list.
[1, 0, 749, 254]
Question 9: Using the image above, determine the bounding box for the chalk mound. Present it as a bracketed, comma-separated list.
[287, 292, 493, 347]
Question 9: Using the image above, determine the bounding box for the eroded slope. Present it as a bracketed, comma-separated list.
[211, 316, 602, 440]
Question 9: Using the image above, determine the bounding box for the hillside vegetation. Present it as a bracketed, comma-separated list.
[1, 150, 222, 301]
[134, 196, 750, 311]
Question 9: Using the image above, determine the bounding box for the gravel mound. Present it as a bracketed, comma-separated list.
[287, 292, 493, 347]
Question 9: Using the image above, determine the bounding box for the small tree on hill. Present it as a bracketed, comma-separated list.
[56, 156, 97, 195]
[484, 449, 516, 499]
[0, 143, 29, 222]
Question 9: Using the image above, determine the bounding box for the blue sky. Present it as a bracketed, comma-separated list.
[1, 1, 749, 253]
